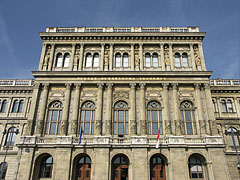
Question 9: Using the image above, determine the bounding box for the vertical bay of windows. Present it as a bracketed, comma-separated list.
[63, 53, 70, 67]
[80, 101, 95, 135]
[113, 101, 128, 135]
[5, 127, 17, 146]
[147, 101, 162, 135]
[189, 155, 204, 178]
[221, 100, 227, 112]
[12, 100, 18, 112]
[226, 100, 233, 112]
[0, 100, 7, 112]
[18, 100, 24, 113]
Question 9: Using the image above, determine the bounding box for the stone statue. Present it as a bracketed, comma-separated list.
[164, 51, 170, 65]
[194, 51, 201, 65]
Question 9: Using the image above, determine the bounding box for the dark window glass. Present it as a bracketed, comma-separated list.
[1, 100, 7, 112]
[5, 127, 17, 146]
[0, 162, 8, 179]
[39, 156, 53, 178]
[12, 100, 18, 112]
[18, 100, 24, 112]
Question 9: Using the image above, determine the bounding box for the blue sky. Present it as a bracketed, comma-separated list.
[0, 0, 239, 79]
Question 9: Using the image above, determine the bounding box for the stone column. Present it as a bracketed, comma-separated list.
[36, 83, 49, 135]
[169, 44, 174, 70]
[162, 83, 171, 135]
[38, 43, 47, 71]
[69, 43, 76, 71]
[190, 43, 196, 71]
[95, 83, 104, 135]
[198, 43, 207, 71]
[78, 43, 84, 70]
[234, 97, 240, 117]
[48, 44, 55, 71]
[195, 83, 205, 135]
[129, 83, 136, 135]
[160, 43, 165, 70]
[105, 83, 113, 135]
[100, 43, 105, 71]
[139, 43, 143, 70]
[139, 83, 147, 135]
[109, 43, 113, 71]
[71, 83, 81, 135]
[25, 83, 40, 135]
[131, 44, 134, 70]
[172, 83, 181, 135]
[60, 83, 71, 135]
[204, 83, 218, 135]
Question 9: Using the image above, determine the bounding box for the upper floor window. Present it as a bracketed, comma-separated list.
[63, 53, 70, 67]
[0, 100, 7, 113]
[56, 53, 70, 68]
[114, 101, 128, 135]
[115, 53, 129, 68]
[174, 52, 189, 68]
[80, 101, 95, 135]
[39, 156, 53, 178]
[227, 127, 240, 147]
[144, 52, 159, 68]
[56, 53, 63, 67]
[152, 53, 159, 67]
[5, 127, 17, 146]
[147, 101, 162, 135]
[221, 99, 233, 113]
[12, 100, 24, 113]
[180, 101, 196, 135]
[188, 155, 204, 179]
[45, 101, 62, 135]
[145, 53, 151, 67]
[93, 53, 99, 67]
[85, 53, 100, 68]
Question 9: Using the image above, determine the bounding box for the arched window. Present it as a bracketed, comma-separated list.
[80, 101, 95, 135]
[147, 101, 162, 135]
[145, 53, 151, 67]
[112, 155, 129, 180]
[221, 100, 227, 112]
[56, 53, 63, 67]
[182, 53, 188, 67]
[45, 101, 62, 135]
[226, 100, 233, 112]
[174, 53, 181, 67]
[39, 156, 53, 178]
[114, 101, 128, 135]
[115, 53, 121, 67]
[76, 155, 91, 179]
[93, 53, 99, 67]
[123, 53, 129, 67]
[180, 101, 196, 135]
[12, 100, 18, 112]
[152, 53, 158, 67]
[63, 53, 70, 67]
[0, 100, 7, 113]
[85, 53, 92, 67]
[150, 155, 166, 180]
[227, 127, 240, 147]
[0, 162, 8, 179]
[188, 155, 205, 179]
[5, 127, 17, 146]
[18, 100, 24, 113]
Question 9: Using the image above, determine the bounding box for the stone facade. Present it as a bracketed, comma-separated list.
[0, 26, 239, 180]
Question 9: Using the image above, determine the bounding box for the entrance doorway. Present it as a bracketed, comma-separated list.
[150, 155, 166, 180]
[112, 154, 129, 180]
[75, 155, 91, 180]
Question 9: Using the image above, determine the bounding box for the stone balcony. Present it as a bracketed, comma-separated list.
[18, 135, 223, 147]
[0, 79, 33, 86]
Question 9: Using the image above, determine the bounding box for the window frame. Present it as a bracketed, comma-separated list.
[5, 126, 17, 147]
[147, 101, 162, 135]
[63, 53, 70, 68]
[188, 155, 204, 179]
[39, 156, 53, 178]
[221, 99, 234, 113]
[56, 53, 63, 67]
[227, 127, 240, 147]
[0, 99, 7, 113]
[174, 52, 189, 68]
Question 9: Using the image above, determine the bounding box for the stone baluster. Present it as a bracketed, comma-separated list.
[162, 83, 171, 135]
[36, 83, 49, 135]
[95, 83, 104, 135]
[105, 83, 113, 135]
[60, 83, 71, 135]
[78, 43, 84, 71]
[25, 83, 40, 135]
[131, 44, 134, 70]
[160, 43, 165, 70]
[139, 83, 147, 135]
[172, 83, 181, 135]
[139, 43, 143, 70]
[71, 83, 81, 135]
[48, 44, 55, 71]
[198, 43, 207, 71]
[190, 43, 196, 71]
[130, 83, 136, 135]
[195, 83, 205, 135]
[38, 43, 47, 71]
[69, 43, 76, 71]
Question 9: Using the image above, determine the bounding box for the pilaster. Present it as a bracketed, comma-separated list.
[38, 43, 47, 71]
[162, 83, 171, 135]
[139, 83, 146, 135]
[69, 43, 76, 71]
[95, 83, 104, 135]
[172, 83, 181, 135]
[71, 83, 81, 135]
[169, 43, 174, 70]
[131, 44, 134, 70]
[195, 83, 205, 135]
[48, 43, 55, 71]
[190, 43, 196, 71]
[109, 43, 113, 71]
[129, 83, 136, 135]
[105, 83, 113, 135]
[100, 43, 105, 71]
[78, 43, 84, 70]
[198, 43, 207, 71]
[139, 43, 143, 70]
[160, 43, 165, 70]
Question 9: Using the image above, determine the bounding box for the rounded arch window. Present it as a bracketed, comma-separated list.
[188, 154, 206, 179]
[145, 53, 151, 67]
[85, 53, 92, 67]
[152, 53, 158, 67]
[174, 53, 181, 67]
[112, 154, 129, 180]
[80, 101, 95, 135]
[147, 101, 162, 135]
[12, 100, 18, 112]
[56, 53, 63, 67]
[115, 53, 121, 67]
[39, 155, 53, 178]
[114, 101, 128, 135]
[123, 53, 129, 67]
[182, 53, 188, 67]
[5, 127, 17, 146]
[93, 53, 99, 67]
[180, 101, 196, 135]
[0, 100, 7, 112]
[45, 101, 62, 135]
[150, 154, 166, 180]
[227, 127, 240, 147]
[63, 53, 70, 67]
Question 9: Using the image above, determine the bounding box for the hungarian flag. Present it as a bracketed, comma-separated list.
[78, 126, 83, 144]
[156, 127, 161, 148]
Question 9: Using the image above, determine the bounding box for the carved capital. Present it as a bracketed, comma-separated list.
[107, 83, 113, 89]
[33, 83, 40, 89]
[203, 83, 211, 89]
[65, 83, 72, 90]
[162, 83, 169, 89]
[172, 83, 178, 89]
[194, 83, 201, 90]
[74, 83, 81, 89]
[139, 83, 146, 89]
[43, 83, 49, 89]
[97, 83, 104, 90]
[130, 83, 136, 89]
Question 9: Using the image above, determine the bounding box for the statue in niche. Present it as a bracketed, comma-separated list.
[164, 51, 170, 65]
[104, 50, 109, 66]
[74, 51, 79, 65]
[194, 51, 201, 65]
[135, 51, 140, 66]
[43, 46, 51, 66]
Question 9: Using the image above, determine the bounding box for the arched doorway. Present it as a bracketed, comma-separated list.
[74, 155, 91, 180]
[112, 154, 129, 180]
[150, 155, 166, 180]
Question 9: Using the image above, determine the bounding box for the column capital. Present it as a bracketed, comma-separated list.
[109, 43, 114, 46]
[172, 83, 178, 89]
[203, 83, 211, 89]
[107, 83, 113, 89]
[194, 83, 201, 89]
[169, 43, 173, 46]
[65, 83, 72, 89]
[33, 83, 40, 89]
[139, 83, 146, 89]
[190, 43, 194, 46]
[101, 43, 105, 46]
[42, 83, 49, 89]
[97, 83, 104, 89]
[139, 43, 143, 46]
[80, 43, 84, 47]
[130, 83, 136, 89]
[74, 83, 81, 89]
[72, 43, 76, 46]
[162, 83, 169, 89]
[50, 43, 56, 46]
[160, 43, 164, 46]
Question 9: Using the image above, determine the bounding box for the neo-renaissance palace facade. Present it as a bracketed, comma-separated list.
[0, 26, 240, 180]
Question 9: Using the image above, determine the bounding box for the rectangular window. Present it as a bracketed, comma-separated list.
[86, 56, 92, 67]
[116, 56, 121, 67]
[145, 56, 151, 67]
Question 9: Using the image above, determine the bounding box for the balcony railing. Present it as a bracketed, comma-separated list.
[46, 26, 200, 33]
[210, 79, 240, 86]
[0, 79, 33, 86]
